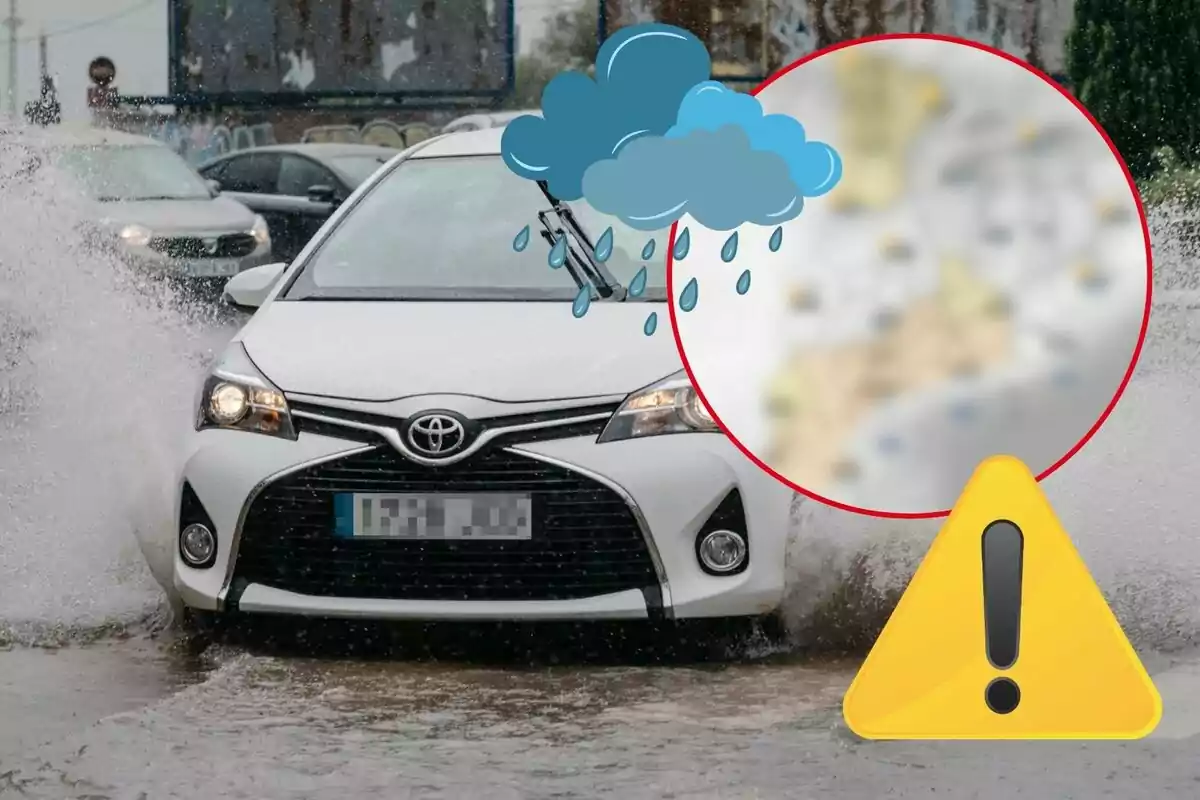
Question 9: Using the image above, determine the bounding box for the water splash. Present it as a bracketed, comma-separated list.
[548, 234, 567, 269]
[572, 284, 592, 318]
[512, 225, 530, 252]
[594, 227, 614, 263]
[678, 277, 699, 312]
[769, 226, 784, 252]
[629, 266, 648, 297]
[641, 238, 656, 260]
[672, 227, 691, 261]
[736, 269, 752, 295]
[643, 311, 658, 336]
[721, 231, 739, 263]
[0, 129, 210, 642]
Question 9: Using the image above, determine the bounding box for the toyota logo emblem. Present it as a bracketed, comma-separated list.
[202, 237, 219, 255]
[406, 413, 467, 456]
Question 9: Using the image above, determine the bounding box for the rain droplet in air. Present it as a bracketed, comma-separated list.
[721, 231, 739, 263]
[513, 225, 530, 252]
[643, 311, 658, 336]
[736, 269, 751, 295]
[572, 284, 592, 318]
[641, 238, 656, 260]
[769, 226, 783, 252]
[629, 265, 648, 297]
[548, 234, 567, 269]
[594, 226, 614, 262]
[673, 227, 691, 261]
[679, 277, 698, 312]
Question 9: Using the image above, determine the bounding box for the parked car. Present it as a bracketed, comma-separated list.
[440, 109, 541, 135]
[175, 129, 793, 633]
[197, 143, 397, 264]
[40, 125, 273, 282]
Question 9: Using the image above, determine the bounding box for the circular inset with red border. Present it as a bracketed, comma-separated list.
[668, 34, 1152, 519]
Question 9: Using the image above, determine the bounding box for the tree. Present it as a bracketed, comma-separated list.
[501, 2, 599, 110]
[1067, 0, 1200, 178]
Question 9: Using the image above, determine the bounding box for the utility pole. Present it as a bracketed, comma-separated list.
[37, 27, 44, 82]
[2, 0, 20, 115]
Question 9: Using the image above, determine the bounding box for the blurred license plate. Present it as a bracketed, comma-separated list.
[186, 259, 241, 278]
[333, 493, 533, 540]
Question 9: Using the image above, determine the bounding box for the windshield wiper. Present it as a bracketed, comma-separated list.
[536, 181, 625, 300]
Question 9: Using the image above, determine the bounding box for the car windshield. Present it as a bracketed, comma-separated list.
[331, 154, 394, 186]
[284, 155, 669, 301]
[56, 144, 213, 202]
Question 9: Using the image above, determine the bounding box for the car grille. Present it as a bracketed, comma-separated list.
[231, 447, 660, 602]
[289, 400, 619, 448]
[148, 232, 257, 259]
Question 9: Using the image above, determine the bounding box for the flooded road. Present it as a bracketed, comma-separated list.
[2, 138, 1200, 797]
[2, 637, 1200, 798]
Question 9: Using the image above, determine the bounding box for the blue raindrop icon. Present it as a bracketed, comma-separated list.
[721, 231, 739, 263]
[679, 277, 698, 312]
[641, 238, 656, 260]
[735, 269, 752, 295]
[769, 226, 783, 253]
[629, 265, 648, 297]
[548, 234, 567, 269]
[572, 284, 592, 318]
[673, 227, 691, 261]
[643, 311, 658, 336]
[513, 225, 530, 252]
[594, 227, 614, 263]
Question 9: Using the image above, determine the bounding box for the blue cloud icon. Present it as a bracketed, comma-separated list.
[582, 126, 804, 232]
[668, 81, 843, 197]
[500, 24, 712, 201]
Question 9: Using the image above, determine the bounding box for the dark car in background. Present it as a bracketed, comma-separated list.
[197, 143, 397, 263]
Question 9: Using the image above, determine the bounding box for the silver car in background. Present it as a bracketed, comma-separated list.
[41, 126, 273, 282]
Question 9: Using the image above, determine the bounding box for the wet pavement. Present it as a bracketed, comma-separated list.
[1, 634, 1200, 799]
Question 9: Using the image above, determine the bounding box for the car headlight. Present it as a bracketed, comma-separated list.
[118, 223, 152, 247]
[195, 342, 295, 440]
[597, 370, 720, 443]
[250, 214, 270, 246]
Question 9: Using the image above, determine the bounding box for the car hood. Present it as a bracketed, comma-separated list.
[97, 196, 256, 234]
[239, 301, 681, 402]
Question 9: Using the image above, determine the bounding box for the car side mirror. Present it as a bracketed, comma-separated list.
[223, 262, 286, 311]
[205, 178, 221, 197]
[307, 184, 338, 205]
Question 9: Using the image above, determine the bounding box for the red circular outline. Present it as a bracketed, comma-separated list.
[667, 32, 1154, 520]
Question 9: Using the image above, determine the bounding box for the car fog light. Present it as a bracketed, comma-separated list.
[697, 529, 747, 574]
[180, 523, 216, 567]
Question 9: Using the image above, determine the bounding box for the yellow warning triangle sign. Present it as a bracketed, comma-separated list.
[842, 455, 1162, 740]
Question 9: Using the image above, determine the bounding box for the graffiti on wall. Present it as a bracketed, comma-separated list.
[174, 0, 514, 97]
[300, 119, 435, 148]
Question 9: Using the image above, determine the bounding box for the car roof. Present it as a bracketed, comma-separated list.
[411, 128, 505, 158]
[204, 143, 398, 163]
[26, 124, 164, 149]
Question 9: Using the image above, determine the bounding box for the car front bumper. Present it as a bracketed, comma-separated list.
[174, 420, 794, 623]
[125, 240, 274, 280]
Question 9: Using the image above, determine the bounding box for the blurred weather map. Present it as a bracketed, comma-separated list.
[670, 37, 1150, 515]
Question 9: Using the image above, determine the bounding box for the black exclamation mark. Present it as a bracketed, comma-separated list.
[982, 520, 1024, 714]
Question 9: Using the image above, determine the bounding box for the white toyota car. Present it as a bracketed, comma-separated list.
[174, 128, 794, 631]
